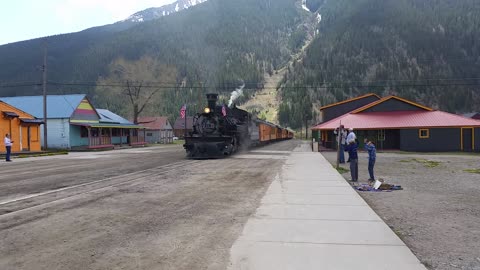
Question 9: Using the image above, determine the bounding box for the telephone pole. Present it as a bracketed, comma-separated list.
[42, 40, 48, 150]
[198, 81, 203, 111]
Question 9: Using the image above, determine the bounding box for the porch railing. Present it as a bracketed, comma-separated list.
[89, 136, 112, 147]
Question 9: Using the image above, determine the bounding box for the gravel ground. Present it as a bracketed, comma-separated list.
[321, 150, 480, 270]
[0, 141, 299, 270]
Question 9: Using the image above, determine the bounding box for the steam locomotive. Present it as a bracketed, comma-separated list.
[184, 93, 293, 158]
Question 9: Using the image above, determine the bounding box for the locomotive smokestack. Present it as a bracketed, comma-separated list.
[206, 93, 218, 111]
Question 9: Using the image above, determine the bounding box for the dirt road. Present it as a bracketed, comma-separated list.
[0, 141, 299, 270]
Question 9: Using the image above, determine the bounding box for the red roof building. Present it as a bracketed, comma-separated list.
[173, 116, 194, 138]
[136, 116, 173, 144]
[312, 95, 480, 152]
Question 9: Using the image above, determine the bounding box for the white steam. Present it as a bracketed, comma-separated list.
[228, 83, 245, 107]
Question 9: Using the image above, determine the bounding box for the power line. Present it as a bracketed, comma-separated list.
[45, 80, 480, 89]
[2, 78, 480, 90]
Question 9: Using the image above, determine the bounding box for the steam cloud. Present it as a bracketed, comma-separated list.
[228, 83, 245, 107]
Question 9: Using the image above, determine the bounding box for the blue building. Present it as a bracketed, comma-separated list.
[0, 95, 146, 149]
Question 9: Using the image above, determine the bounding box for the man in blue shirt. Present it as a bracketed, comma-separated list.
[344, 140, 358, 183]
[364, 138, 376, 182]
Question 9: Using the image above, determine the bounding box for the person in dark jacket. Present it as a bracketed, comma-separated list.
[364, 138, 376, 182]
[344, 140, 358, 183]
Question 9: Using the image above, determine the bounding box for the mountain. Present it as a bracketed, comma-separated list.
[0, 0, 309, 122]
[277, 0, 480, 129]
[123, 0, 208, 23]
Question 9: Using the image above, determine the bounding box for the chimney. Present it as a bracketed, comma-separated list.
[206, 93, 218, 111]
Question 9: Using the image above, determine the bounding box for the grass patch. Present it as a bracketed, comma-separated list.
[335, 166, 349, 174]
[395, 151, 479, 156]
[464, 169, 480, 174]
[17, 151, 68, 158]
[421, 261, 433, 269]
[399, 158, 440, 168]
[413, 158, 441, 168]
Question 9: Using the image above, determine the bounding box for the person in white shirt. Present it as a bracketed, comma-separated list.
[333, 125, 347, 163]
[4, 134, 13, 162]
[346, 128, 356, 162]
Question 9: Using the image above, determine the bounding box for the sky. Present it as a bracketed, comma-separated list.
[0, 0, 177, 45]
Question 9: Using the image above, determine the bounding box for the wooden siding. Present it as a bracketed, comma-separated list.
[70, 98, 100, 123]
[362, 99, 426, 113]
[140, 130, 174, 144]
[0, 102, 42, 152]
[400, 128, 462, 152]
[322, 96, 379, 122]
[475, 128, 480, 151]
[356, 129, 400, 150]
[41, 119, 71, 149]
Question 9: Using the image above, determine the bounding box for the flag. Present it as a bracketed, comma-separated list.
[221, 104, 227, 117]
[180, 104, 186, 119]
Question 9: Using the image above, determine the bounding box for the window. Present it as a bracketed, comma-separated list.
[91, 128, 99, 137]
[80, 126, 89, 137]
[419, 129, 429, 139]
[112, 128, 122, 136]
[377, 129, 386, 141]
[147, 132, 153, 136]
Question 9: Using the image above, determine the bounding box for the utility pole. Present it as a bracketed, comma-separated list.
[42, 40, 48, 150]
[336, 122, 343, 169]
[198, 81, 203, 111]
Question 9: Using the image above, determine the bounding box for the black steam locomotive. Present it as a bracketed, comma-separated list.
[184, 93, 293, 158]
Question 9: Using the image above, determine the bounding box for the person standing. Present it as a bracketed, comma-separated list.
[346, 128, 356, 162]
[4, 133, 13, 162]
[364, 138, 376, 182]
[344, 139, 358, 183]
[334, 126, 347, 163]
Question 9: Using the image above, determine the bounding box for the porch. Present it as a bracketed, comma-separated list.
[70, 123, 147, 150]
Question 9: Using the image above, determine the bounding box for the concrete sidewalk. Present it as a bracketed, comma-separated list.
[229, 144, 427, 270]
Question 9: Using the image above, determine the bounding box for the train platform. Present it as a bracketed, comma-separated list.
[229, 143, 427, 270]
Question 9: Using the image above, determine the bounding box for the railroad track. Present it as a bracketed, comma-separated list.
[0, 160, 204, 218]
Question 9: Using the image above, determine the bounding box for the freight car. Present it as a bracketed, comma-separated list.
[184, 93, 293, 158]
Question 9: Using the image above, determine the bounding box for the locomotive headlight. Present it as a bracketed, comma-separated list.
[204, 107, 211, 113]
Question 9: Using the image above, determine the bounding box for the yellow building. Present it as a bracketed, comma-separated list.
[0, 101, 43, 152]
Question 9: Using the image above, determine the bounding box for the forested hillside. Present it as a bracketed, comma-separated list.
[279, 0, 480, 130]
[0, 0, 308, 122]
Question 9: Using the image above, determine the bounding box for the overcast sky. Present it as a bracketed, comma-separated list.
[0, 0, 176, 45]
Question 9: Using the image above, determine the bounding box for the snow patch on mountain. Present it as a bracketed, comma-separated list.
[301, 0, 311, 12]
[123, 0, 208, 23]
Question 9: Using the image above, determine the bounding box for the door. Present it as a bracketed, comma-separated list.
[20, 126, 33, 151]
[461, 128, 473, 152]
[27, 127, 31, 151]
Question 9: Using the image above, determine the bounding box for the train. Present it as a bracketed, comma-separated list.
[184, 93, 294, 158]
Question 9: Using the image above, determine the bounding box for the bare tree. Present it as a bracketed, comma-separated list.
[95, 56, 177, 123]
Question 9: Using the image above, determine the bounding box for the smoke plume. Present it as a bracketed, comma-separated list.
[228, 83, 245, 107]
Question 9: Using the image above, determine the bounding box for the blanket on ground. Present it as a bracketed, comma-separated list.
[356, 184, 403, 192]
